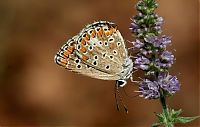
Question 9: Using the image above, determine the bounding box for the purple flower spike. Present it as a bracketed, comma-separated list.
[131, 0, 180, 101]
[155, 51, 174, 69]
[161, 51, 174, 62]
[144, 35, 171, 48]
[160, 36, 171, 46]
[139, 79, 160, 99]
[140, 49, 153, 55]
[132, 39, 144, 49]
[158, 73, 180, 94]
[129, 0, 197, 126]
[156, 59, 173, 68]
[134, 56, 150, 70]
[144, 35, 161, 47]
[130, 22, 140, 33]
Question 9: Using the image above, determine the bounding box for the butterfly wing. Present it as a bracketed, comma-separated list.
[55, 21, 129, 81]
[74, 21, 129, 80]
[54, 31, 118, 80]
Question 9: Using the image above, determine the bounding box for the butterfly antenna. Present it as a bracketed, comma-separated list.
[114, 83, 128, 114]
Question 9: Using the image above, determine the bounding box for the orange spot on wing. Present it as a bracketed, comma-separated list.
[63, 50, 70, 57]
[109, 27, 117, 35]
[105, 31, 110, 36]
[80, 46, 87, 53]
[67, 46, 74, 53]
[110, 28, 114, 34]
[62, 46, 75, 59]
[98, 28, 103, 36]
[82, 55, 89, 61]
[80, 39, 86, 45]
[84, 34, 90, 41]
[60, 58, 68, 65]
[91, 30, 96, 38]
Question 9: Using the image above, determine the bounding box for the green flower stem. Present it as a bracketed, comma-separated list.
[160, 90, 173, 127]
[160, 90, 167, 114]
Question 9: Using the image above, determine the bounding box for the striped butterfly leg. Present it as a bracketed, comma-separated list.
[114, 80, 128, 114]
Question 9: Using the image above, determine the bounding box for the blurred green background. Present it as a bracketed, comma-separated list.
[0, 0, 199, 126]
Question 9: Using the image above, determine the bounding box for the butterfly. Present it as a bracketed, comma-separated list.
[54, 21, 133, 113]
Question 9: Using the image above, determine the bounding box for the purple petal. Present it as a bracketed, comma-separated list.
[158, 73, 180, 94]
[139, 79, 160, 99]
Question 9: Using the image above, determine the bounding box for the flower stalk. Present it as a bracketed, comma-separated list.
[130, 0, 199, 126]
[160, 90, 167, 113]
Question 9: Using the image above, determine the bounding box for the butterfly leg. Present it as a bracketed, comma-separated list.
[114, 81, 128, 113]
[129, 70, 139, 83]
[114, 84, 120, 111]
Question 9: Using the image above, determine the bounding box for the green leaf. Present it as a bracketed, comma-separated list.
[171, 109, 182, 119]
[156, 112, 165, 122]
[175, 116, 200, 124]
[152, 122, 162, 127]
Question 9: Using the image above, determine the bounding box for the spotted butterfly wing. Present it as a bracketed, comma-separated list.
[55, 21, 133, 113]
[55, 21, 132, 81]
[74, 21, 129, 80]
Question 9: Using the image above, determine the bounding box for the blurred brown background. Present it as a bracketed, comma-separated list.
[0, 0, 199, 126]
